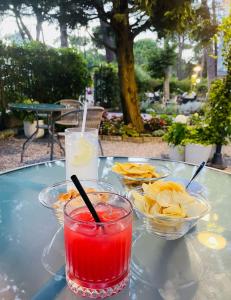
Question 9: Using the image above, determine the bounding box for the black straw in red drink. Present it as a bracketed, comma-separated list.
[70, 175, 101, 223]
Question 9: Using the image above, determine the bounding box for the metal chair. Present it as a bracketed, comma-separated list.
[55, 99, 82, 127]
[78, 106, 105, 155]
[54, 105, 105, 156]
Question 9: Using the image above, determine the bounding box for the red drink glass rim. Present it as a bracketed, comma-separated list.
[64, 192, 133, 225]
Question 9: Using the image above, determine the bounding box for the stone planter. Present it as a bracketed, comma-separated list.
[99, 135, 163, 143]
[169, 145, 185, 161]
[122, 136, 144, 143]
[23, 120, 45, 138]
[185, 144, 212, 165]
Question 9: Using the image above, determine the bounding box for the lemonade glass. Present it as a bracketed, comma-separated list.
[65, 128, 98, 181]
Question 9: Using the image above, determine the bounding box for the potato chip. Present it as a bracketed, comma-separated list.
[112, 162, 160, 178]
[150, 202, 162, 215]
[132, 181, 205, 219]
[162, 204, 186, 218]
[53, 187, 109, 225]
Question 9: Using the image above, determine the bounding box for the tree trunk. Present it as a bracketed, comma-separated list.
[201, 48, 206, 78]
[36, 17, 43, 41]
[163, 67, 170, 105]
[112, 2, 144, 132]
[18, 13, 33, 41]
[205, 42, 216, 88]
[176, 35, 184, 80]
[15, 16, 26, 41]
[59, 22, 68, 48]
[0, 80, 5, 129]
[13, 7, 32, 41]
[100, 20, 116, 63]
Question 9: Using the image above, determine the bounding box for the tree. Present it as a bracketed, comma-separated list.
[49, 0, 89, 48]
[205, 13, 231, 168]
[190, 0, 218, 88]
[147, 41, 176, 103]
[134, 39, 158, 68]
[24, 0, 53, 41]
[219, 11, 231, 70]
[68, 0, 154, 132]
[0, 0, 33, 41]
[92, 24, 116, 63]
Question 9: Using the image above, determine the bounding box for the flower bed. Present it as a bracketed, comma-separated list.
[99, 112, 168, 139]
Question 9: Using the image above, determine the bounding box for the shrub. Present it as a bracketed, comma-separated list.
[144, 117, 167, 132]
[100, 114, 167, 136]
[205, 78, 231, 145]
[94, 64, 120, 110]
[152, 129, 165, 137]
[163, 123, 188, 145]
[196, 79, 208, 96]
[135, 65, 162, 94]
[0, 42, 90, 110]
[100, 116, 124, 136]
[179, 101, 204, 115]
[170, 78, 191, 94]
[159, 114, 173, 126]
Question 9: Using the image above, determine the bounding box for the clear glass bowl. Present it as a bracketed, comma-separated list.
[38, 180, 114, 225]
[112, 161, 171, 190]
[128, 188, 210, 240]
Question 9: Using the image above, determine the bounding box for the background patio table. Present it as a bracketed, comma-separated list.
[0, 157, 230, 300]
[8, 103, 68, 162]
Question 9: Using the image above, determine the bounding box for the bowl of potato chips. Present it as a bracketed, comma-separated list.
[129, 181, 210, 240]
[39, 180, 114, 225]
[112, 161, 171, 190]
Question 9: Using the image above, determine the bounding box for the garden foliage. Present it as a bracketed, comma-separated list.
[0, 41, 90, 109]
[205, 78, 231, 145]
[94, 64, 120, 110]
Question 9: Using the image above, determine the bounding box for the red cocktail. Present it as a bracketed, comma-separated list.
[64, 192, 133, 298]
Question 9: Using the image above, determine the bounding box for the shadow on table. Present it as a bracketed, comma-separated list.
[132, 230, 202, 299]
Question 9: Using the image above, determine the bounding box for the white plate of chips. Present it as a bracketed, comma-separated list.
[128, 181, 210, 240]
[38, 180, 114, 225]
[112, 161, 171, 189]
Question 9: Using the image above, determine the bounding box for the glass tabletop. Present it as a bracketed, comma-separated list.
[0, 158, 230, 300]
[8, 102, 66, 112]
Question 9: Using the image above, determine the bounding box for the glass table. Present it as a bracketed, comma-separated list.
[8, 103, 68, 162]
[0, 158, 231, 300]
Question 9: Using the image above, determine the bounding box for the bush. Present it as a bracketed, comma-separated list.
[144, 117, 167, 132]
[205, 78, 231, 145]
[94, 64, 121, 110]
[163, 123, 188, 145]
[149, 103, 179, 115]
[196, 78, 208, 96]
[0, 42, 90, 108]
[170, 78, 191, 94]
[100, 114, 168, 136]
[179, 101, 204, 115]
[152, 129, 165, 137]
[100, 116, 123, 135]
[135, 65, 162, 94]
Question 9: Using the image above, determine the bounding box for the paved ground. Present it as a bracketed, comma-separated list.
[0, 135, 231, 173]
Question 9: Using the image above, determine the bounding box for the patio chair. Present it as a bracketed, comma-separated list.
[55, 99, 82, 127]
[78, 106, 105, 155]
[54, 105, 105, 155]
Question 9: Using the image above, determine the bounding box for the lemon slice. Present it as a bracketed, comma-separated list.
[71, 137, 96, 166]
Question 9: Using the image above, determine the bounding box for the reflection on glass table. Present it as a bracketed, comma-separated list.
[0, 158, 231, 299]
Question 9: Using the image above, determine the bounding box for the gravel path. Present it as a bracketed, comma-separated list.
[0, 135, 231, 173]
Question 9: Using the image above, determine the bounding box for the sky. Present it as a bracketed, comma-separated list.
[0, 15, 195, 61]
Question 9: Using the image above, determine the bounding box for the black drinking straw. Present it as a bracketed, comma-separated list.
[70, 175, 101, 223]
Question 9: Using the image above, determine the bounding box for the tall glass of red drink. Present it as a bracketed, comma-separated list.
[64, 192, 133, 298]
